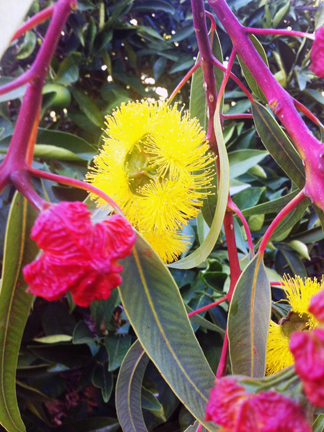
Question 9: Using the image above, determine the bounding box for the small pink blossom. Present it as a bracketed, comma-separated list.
[310, 27, 324, 78]
[23, 202, 136, 307]
[206, 378, 311, 432]
[290, 328, 324, 407]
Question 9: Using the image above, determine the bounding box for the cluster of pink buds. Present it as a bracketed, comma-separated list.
[23, 202, 136, 307]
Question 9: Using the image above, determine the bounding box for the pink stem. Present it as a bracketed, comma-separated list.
[223, 113, 253, 120]
[205, 11, 216, 33]
[11, 5, 55, 41]
[245, 27, 315, 40]
[188, 294, 228, 317]
[216, 48, 236, 109]
[196, 424, 203, 432]
[258, 190, 306, 257]
[168, 60, 201, 103]
[228, 199, 254, 256]
[212, 56, 254, 102]
[0, 70, 36, 96]
[10, 170, 47, 213]
[216, 331, 229, 378]
[27, 167, 124, 215]
[270, 281, 284, 286]
[293, 98, 324, 130]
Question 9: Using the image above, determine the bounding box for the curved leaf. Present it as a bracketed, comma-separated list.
[228, 253, 271, 378]
[252, 101, 304, 189]
[168, 107, 229, 269]
[228, 149, 268, 179]
[119, 235, 216, 430]
[116, 340, 149, 432]
[242, 190, 299, 217]
[0, 192, 38, 432]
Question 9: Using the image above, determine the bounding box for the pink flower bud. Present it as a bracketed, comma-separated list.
[290, 328, 324, 407]
[310, 27, 324, 78]
[23, 202, 136, 307]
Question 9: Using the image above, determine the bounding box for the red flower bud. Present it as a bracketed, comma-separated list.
[23, 202, 136, 307]
[310, 27, 324, 78]
[290, 328, 324, 407]
[206, 377, 311, 432]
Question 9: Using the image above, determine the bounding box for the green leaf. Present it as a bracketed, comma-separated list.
[273, 1, 290, 28]
[270, 199, 309, 242]
[184, 422, 207, 432]
[105, 335, 132, 371]
[70, 88, 105, 128]
[92, 363, 113, 403]
[228, 150, 268, 179]
[72, 321, 93, 344]
[153, 57, 167, 81]
[171, 25, 195, 42]
[252, 101, 305, 189]
[116, 340, 150, 432]
[36, 128, 95, 160]
[232, 187, 265, 211]
[42, 83, 71, 109]
[55, 55, 80, 86]
[90, 289, 119, 333]
[185, 304, 225, 335]
[34, 335, 72, 344]
[53, 418, 120, 432]
[242, 190, 299, 217]
[0, 77, 27, 103]
[237, 35, 268, 103]
[279, 247, 307, 278]
[132, 1, 175, 14]
[313, 414, 324, 432]
[168, 107, 229, 269]
[228, 254, 271, 377]
[0, 192, 39, 432]
[15, 31, 37, 59]
[118, 236, 216, 429]
[0, 0, 34, 61]
[170, 57, 195, 74]
[141, 387, 166, 420]
[287, 240, 310, 261]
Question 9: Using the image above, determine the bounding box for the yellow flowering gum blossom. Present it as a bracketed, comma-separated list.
[86, 100, 213, 263]
[266, 275, 323, 375]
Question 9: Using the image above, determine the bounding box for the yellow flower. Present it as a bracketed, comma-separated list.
[266, 275, 323, 375]
[86, 100, 213, 263]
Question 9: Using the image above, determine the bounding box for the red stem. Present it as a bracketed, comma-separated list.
[0, 0, 77, 191]
[205, 11, 216, 33]
[223, 113, 253, 120]
[168, 60, 201, 103]
[212, 56, 254, 102]
[270, 281, 284, 286]
[293, 98, 324, 130]
[245, 27, 314, 40]
[188, 294, 228, 317]
[216, 331, 229, 378]
[192, 0, 218, 152]
[258, 190, 306, 257]
[228, 199, 254, 256]
[196, 424, 203, 432]
[11, 5, 55, 41]
[27, 167, 124, 215]
[0, 70, 35, 96]
[217, 48, 236, 108]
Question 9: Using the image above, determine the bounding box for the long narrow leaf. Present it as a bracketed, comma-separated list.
[116, 340, 149, 432]
[0, 193, 38, 432]
[228, 253, 271, 378]
[119, 235, 216, 430]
